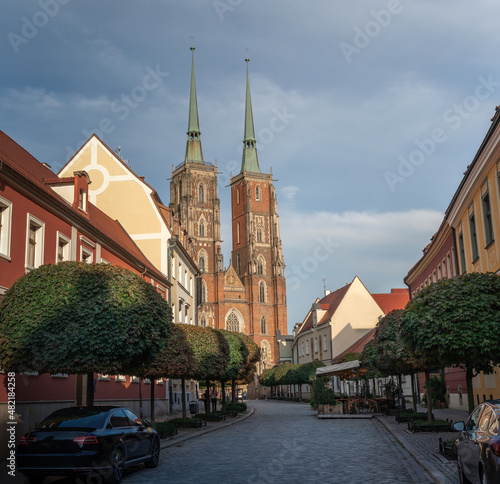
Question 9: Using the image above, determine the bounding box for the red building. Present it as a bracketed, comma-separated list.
[0, 130, 171, 458]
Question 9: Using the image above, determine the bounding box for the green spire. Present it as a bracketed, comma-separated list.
[241, 57, 261, 174]
[185, 46, 204, 164]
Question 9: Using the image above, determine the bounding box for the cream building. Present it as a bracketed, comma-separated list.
[59, 135, 200, 412]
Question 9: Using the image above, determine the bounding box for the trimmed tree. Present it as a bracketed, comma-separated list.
[233, 333, 260, 403]
[0, 262, 171, 405]
[401, 272, 500, 414]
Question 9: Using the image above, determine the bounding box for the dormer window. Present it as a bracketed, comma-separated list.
[78, 189, 86, 211]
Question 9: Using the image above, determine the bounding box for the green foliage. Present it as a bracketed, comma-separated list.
[219, 330, 248, 381]
[336, 352, 360, 364]
[225, 402, 247, 413]
[259, 367, 276, 386]
[168, 417, 205, 428]
[258, 361, 324, 387]
[0, 262, 171, 375]
[237, 333, 260, 383]
[310, 377, 337, 409]
[152, 421, 177, 438]
[401, 273, 500, 375]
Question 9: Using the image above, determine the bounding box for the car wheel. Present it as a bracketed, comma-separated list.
[145, 437, 161, 468]
[106, 446, 125, 484]
[457, 457, 471, 484]
[26, 475, 45, 484]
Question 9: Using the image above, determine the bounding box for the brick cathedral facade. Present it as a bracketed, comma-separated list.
[170, 50, 287, 368]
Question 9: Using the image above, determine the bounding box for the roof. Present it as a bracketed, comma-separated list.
[0, 130, 169, 285]
[316, 360, 360, 377]
[297, 284, 351, 335]
[371, 288, 409, 314]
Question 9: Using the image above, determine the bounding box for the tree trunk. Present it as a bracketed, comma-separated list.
[205, 380, 210, 413]
[181, 378, 187, 419]
[466, 367, 475, 414]
[150, 381, 155, 422]
[410, 373, 417, 413]
[139, 378, 143, 418]
[86, 373, 94, 406]
[425, 370, 433, 422]
[221, 380, 227, 414]
[231, 378, 237, 404]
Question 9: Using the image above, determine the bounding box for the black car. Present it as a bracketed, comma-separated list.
[452, 400, 500, 484]
[17, 405, 161, 484]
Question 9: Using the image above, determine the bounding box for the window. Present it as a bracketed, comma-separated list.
[257, 257, 263, 275]
[256, 185, 261, 201]
[57, 233, 71, 262]
[237, 188, 240, 204]
[323, 335, 327, 352]
[469, 205, 479, 261]
[301, 342, 305, 357]
[199, 220, 205, 237]
[314, 338, 318, 353]
[123, 408, 143, 427]
[259, 281, 265, 303]
[236, 253, 241, 274]
[200, 314, 207, 327]
[199, 184, 205, 203]
[26, 215, 45, 269]
[261, 316, 266, 334]
[226, 311, 239, 332]
[458, 228, 466, 274]
[81, 247, 93, 263]
[115, 375, 126, 382]
[110, 409, 129, 428]
[256, 229, 262, 243]
[201, 281, 207, 303]
[465, 405, 483, 431]
[237, 222, 240, 244]
[78, 189, 87, 211]
[0, 197, 12, 259]
[98, 374, 110, 381]
[178, 300, 183, 323]
[482, 183, 494, 245]
[306, 340, 310, 355]
[199, 254, 205, 272]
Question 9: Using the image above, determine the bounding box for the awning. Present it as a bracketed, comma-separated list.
[315, 360, 360, 377]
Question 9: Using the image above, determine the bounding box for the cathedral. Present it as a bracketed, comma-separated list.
[169, 48, 288, 368]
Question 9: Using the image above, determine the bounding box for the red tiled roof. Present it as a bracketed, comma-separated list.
[0, 130, 168, 284]
[297, 284, 351, 335]
[371, 288, 409, 314]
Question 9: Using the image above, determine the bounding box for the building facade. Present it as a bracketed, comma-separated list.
[169, 52, 288, 368]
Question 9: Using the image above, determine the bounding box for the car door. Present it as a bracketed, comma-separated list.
[476, 406, 495, 479]
[461, 404, 485, 481]
[123, 408, 151, 458]
[108, 408, 139, 460]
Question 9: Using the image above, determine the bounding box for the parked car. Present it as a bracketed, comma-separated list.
[452, 399, 500, 484]
[17, 405, 161, 484]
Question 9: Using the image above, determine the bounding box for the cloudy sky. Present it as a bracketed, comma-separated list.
[2, 1, 499, 330]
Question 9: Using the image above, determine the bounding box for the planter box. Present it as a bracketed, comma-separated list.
[395, 412, 431, 423]
[439, 438, 457, 460]
[408, 420, 452, 433]
[318, 404, 343, 415]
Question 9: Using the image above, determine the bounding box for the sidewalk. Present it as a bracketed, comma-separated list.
[376, 404, 469, 484]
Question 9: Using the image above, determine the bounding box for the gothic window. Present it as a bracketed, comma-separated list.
[199, 184, 205, 203]
[257, 257, 263, 275]
[256, 229, 262, 243]
[200, 314, 207, 327]
[237, 222, 240, 244]
[201, 281, 207, 303]
[260, 316, 266, 334]
[199, 252, 206, 272]
[236, 254, 241, 274]
[256, 185, 261, 201]
[199, 220, 205, 237]
[237, 187, 240, 204]
[226, 311, 239, 332]
[259, 281, 265, 303]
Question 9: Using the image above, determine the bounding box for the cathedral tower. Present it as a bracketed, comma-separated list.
[170, 47, 223, 329]
[229, 58, 287, 367]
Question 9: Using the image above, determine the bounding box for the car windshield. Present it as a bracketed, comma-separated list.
[36, 408, 109, 431]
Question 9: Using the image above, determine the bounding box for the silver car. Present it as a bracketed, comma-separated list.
[452, 400, 500, 484]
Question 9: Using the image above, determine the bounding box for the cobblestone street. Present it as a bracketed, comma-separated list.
[123, 400, 435, 484]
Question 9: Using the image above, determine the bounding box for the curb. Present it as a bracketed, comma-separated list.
[160, 407, 256, 450]
[375, 416, 457, 484]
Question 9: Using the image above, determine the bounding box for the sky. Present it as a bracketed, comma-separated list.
[2, 0, 500, 332]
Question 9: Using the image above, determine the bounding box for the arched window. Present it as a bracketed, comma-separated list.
[256, 229, 262, 243]
[199, 220, 205, 237]
[259, 281, 265, 303]
[257, 258, 263, 275]
[199, 254, 205, 272]
[256, 185, 261, 201]
[199, 184, 205, 203]
[226, 311, 239, 332]
[237, 187, 240, 204]
[260, 316, 266, 334]
[202, 281, 207, 303]
[200, 314, 207, 327]
[236, 254, 241, 274]
[237, 222, 240, 244]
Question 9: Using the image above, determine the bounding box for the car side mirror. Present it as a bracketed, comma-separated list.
[143, 418, 151, 428]
[452, 421, 465, 431]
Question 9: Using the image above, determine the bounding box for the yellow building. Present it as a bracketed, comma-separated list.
[446, 106, 500, 404]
